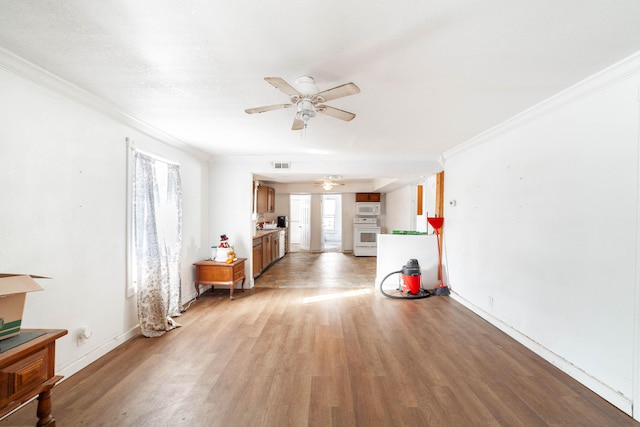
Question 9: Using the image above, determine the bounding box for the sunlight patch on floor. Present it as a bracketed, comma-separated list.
[302, 288, 372, 304]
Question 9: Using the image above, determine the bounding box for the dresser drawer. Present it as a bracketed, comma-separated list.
[0, 348, 48, 407]
[198, 266, 232, 282]
[233, 263, 244, 281]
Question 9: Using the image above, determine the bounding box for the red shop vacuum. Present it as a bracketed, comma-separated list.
[380, 259, 431, 299]
[379, 218, 450, 300]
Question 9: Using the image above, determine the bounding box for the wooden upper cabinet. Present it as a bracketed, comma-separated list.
[355, 193, 381, 202]
[267, 187, 275, 213]
[256, 185, 275, 213]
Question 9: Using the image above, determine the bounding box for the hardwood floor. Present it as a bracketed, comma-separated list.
[2, 253, 637, 426]
[254, 252, 376, 288]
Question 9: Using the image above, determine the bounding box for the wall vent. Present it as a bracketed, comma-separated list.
[272, 161, 291, 169]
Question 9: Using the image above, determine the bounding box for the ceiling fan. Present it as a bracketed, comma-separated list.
[245, 76, 360, 130]
[314, 176, 345, 191]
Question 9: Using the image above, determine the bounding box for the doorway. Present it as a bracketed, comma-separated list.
[322, 194, 342, 252]
[289, 194, 310, 252]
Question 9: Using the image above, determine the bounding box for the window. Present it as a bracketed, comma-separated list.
[126, 139, 184, 337]
[322, 198, 336, 230]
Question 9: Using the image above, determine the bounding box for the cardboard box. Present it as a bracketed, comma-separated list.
[0, 274, 45, 340]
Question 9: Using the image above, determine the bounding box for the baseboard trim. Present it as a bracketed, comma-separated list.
[449, 291, 633, 416]
[58, 325, 140, 380]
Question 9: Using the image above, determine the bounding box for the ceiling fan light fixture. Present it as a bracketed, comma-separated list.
[296, 99, 316, 126]
[322, 182, 334, 191]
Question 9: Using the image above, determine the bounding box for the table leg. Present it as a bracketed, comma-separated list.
[194, 281, 200, 298]
[230, 283, 234, 300]
[36, 388, 55, 427]
[241, 277, 245, 292]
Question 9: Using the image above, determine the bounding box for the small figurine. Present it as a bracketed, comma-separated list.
[219, 234, 230, 248]
[225, 247, 236, 264]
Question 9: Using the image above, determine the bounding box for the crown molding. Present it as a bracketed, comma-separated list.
[0, 47, 210, 161]
[444, 51, 640, 160]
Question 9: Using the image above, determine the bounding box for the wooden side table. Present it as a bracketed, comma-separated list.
[193, 258, 246, 300]
[0, 329, 67, 426]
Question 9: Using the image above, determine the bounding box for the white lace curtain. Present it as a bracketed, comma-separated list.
[133, 152, 183, 337]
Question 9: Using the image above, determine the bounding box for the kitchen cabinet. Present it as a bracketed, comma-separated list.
[272, 233, 279, 260]
[267, 187, 275, 212]
[356, 192, 381, 202]
[256, 185, 275, 213]
[253, 229, 285, 278]
[256, 186, 267, 213]
[262, 233, 272, 269]
[252, 238, 263, 277]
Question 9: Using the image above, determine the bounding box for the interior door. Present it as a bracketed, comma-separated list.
[299, 195, 311, 251]
[290, 197, 301, 244]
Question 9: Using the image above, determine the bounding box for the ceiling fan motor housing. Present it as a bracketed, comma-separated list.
[294, 76, 319, 94]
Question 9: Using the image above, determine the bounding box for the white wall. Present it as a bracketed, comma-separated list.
[423, 175, 437, 233]
[309, 194, 323, 252]
[385, 185, 413, 233]
[443, 53, 640, 417]
[209, 159, 255, 283]
[387, 177, 439, 234]
[0, 66, 210, 378]
[274, 192, 290, 222]
[341, 193, 355, 252]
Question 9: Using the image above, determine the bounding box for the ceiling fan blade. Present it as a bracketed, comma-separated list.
[265, 77, 301, 97]
[316, 105, 356, 121]
[292, 117, 304, 130]
[245, 104, 292, 114]
[314, 82, 360, 102]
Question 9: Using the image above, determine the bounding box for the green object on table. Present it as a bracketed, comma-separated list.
[392, 230, 428, 235]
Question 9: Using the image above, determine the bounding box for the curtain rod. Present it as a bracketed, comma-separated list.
[126, 137, 180, 166]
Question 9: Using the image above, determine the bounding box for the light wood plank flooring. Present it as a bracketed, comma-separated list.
[254, 252, 376, 288]
[2, 253, 637, 426]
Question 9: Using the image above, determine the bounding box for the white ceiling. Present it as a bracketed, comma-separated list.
[1, 1, 640, 188]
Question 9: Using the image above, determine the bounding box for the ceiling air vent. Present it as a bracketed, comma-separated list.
[272, 161, 291, 170]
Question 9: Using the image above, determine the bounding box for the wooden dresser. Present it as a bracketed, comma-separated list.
[0, 329, 67, 426]
[193, 258, 246, 299]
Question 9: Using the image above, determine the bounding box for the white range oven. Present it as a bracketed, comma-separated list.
[353, 217, 380, 256]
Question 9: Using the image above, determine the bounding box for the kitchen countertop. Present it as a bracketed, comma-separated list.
[253, 228, 286, 238]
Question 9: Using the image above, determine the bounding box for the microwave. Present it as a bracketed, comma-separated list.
[356, 202, 381, 216]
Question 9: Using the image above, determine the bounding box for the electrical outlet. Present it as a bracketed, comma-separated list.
[488, 296, 494, 309]
[76, 326, 92, 346]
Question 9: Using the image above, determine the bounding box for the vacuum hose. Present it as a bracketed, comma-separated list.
[379, 267, 431, 300]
